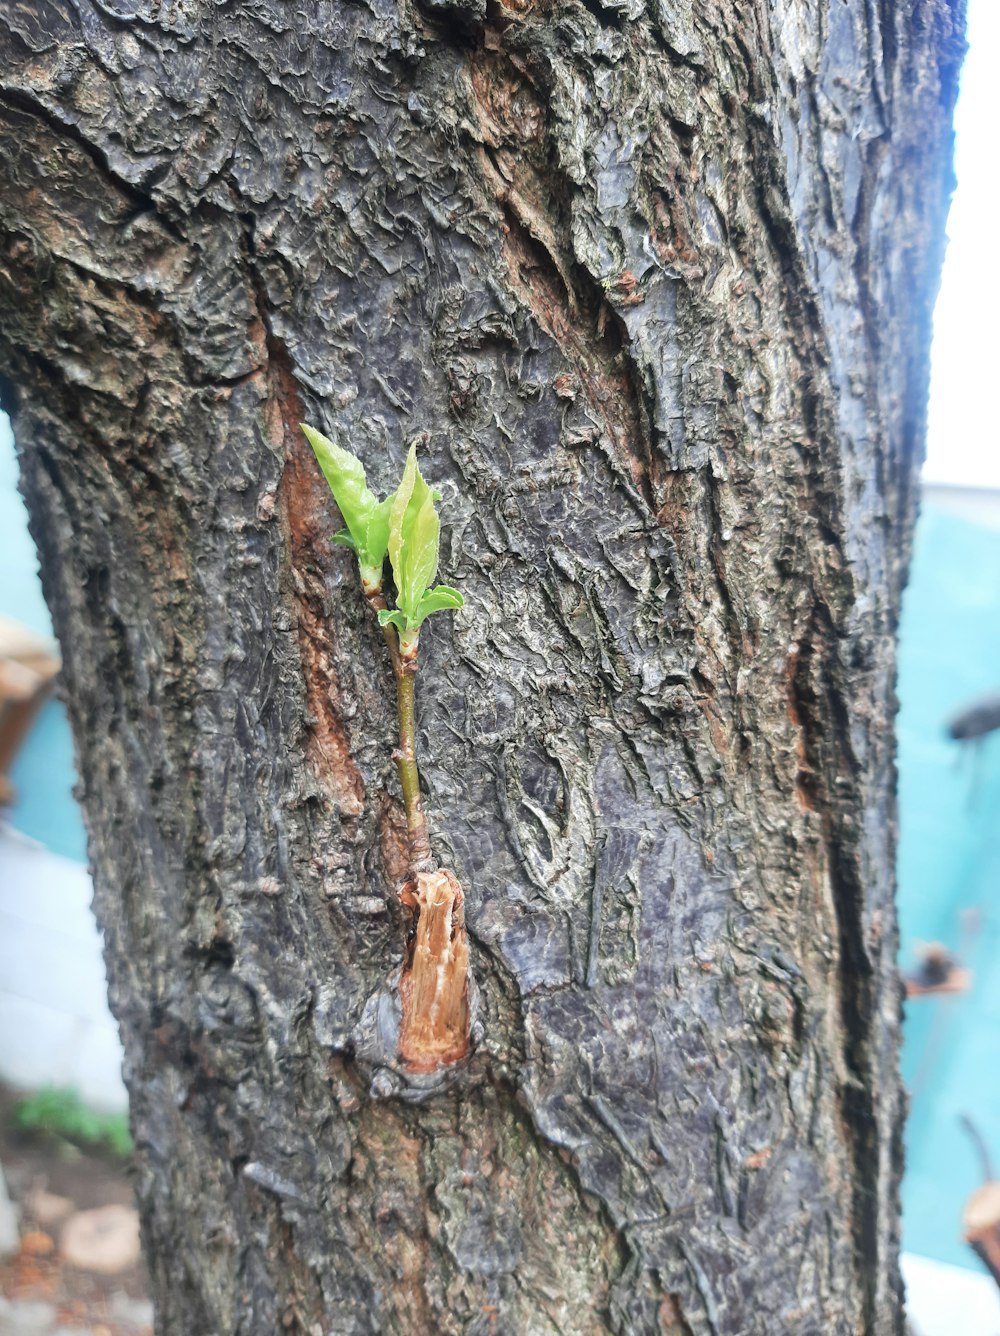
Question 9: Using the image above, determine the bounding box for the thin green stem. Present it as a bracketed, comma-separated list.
[394, 664, 432, 871]
[365, 588, 431, 871]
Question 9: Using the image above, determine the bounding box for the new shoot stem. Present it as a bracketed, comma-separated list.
[393, 660, 433, 873]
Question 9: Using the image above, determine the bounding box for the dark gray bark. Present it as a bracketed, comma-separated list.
[0, 0, 962, 1331]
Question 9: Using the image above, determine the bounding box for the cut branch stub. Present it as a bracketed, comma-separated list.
[398, 868, 470, 1072]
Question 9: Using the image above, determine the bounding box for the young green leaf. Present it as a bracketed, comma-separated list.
[300, 422, 391, 591]
[377, 608, 408, 631]
[404, 492, 440, 613]
[388, 449, 425, 606]
[301, 423, 371, 546]
[364, 495, 393, 573]
[416, 586, 464, 619]
[381, 444, 464, 647]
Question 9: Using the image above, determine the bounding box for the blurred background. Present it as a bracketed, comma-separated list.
[0, 2, 998, 1333]
[898, 0, 1000, 1323]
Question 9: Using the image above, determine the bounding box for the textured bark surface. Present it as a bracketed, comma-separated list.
[0, 0, 962, 1331]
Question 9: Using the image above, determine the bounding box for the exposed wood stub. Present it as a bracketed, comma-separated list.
[399, 868, 471, 1071]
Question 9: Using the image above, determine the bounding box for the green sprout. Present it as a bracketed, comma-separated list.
[377, 445, 464, 661]
[301, 424, 465, 871]
[300, 423, 394, 595]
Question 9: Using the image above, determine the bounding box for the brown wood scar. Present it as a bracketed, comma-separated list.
[398, 868, 470, 1071]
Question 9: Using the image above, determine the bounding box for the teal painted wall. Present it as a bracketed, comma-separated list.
[0, 417, 87, 864]
[897, 502, 1000, 1269]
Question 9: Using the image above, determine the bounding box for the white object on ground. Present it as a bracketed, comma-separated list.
[59, 1204, 141, 1275]
[24, 1187, 73, 1230]
[0, 1298, 58, 1333]
[0, 825, 126, 1111]
[903, 1251, 1000, 1336]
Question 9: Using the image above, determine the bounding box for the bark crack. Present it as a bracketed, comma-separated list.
[0, 86, 181, 238]
[245, 244, 367, 818]
[465, 36, 659, 516]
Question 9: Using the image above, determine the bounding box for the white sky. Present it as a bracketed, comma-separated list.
[923, 0, 1000, 488]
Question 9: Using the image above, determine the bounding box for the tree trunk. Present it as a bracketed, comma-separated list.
[0, 0, 962, 1330]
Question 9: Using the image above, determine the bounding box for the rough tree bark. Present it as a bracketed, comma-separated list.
[0, 0, 962, 1331]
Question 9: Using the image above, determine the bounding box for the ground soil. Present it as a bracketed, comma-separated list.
[0, 1084, 150, 1335]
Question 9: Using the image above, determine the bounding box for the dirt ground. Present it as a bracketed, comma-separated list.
[0, 1085, 151, 1336]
